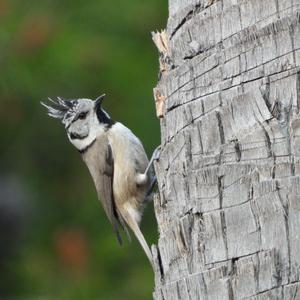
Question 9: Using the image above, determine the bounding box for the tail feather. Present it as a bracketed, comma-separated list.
[120, 207, 154, 269]
[116, 210, 132, 243]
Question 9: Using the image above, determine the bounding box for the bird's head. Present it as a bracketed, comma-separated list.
[41, 94, 114, 152]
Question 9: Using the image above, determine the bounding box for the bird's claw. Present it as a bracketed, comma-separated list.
[152, 146, 161, 161]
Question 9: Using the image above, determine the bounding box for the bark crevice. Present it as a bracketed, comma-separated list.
[153, 0, 300, 299]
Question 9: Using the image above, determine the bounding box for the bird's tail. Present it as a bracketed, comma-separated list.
[120, 207, 154, 269]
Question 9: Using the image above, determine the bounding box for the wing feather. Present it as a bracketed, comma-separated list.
[82, 136, 129, 244]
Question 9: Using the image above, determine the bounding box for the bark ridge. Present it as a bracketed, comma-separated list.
[152, 1, 300, 299]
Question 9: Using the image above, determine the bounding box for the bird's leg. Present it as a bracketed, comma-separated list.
[144, 146, 161, 176]
[136, 146, 161, 192]
[144, 146, 161, 197]
[146, 175, 157, 197]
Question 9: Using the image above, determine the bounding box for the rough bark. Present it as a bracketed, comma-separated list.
[152, 1, 300, 299]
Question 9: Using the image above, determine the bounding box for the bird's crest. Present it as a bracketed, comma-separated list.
[41, 94, 107, 127]
[95, 94, 106, 111]
[41, 97, 78, 123]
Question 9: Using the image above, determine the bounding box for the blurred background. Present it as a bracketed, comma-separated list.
[0, 0, 166, 299]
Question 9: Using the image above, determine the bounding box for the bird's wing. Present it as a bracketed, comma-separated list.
[98, 143, 123, 243]
[82, 136, 129, 244]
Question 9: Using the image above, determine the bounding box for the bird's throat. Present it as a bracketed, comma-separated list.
[78, 138, 97, 154]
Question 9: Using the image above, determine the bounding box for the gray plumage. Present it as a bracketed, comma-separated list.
[41, 95, 155, 268]
[82, 135, 125, 244]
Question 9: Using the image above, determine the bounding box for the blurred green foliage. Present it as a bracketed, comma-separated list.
[0, 0, 167, 299]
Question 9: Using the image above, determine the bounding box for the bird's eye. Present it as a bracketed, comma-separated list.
[78, 112, 87, 120]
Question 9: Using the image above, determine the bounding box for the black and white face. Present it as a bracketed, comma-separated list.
[65, 99, 101, 151]
[42, 95, 114, 152]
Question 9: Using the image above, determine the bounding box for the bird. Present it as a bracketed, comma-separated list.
[41, 94, 160, 268]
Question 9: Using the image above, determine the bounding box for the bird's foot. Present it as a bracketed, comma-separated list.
[144, 145, 161, 175]
[152, 146, 161, 162]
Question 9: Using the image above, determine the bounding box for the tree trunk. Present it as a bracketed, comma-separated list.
[151, 1, 300, 299]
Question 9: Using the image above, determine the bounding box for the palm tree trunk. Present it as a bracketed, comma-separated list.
[152, 1, 300, 299]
